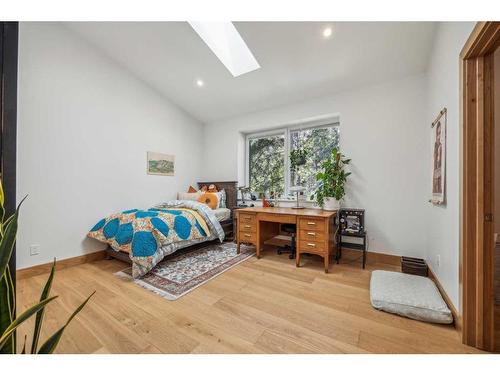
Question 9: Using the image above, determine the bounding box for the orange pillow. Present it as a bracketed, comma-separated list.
[197, 192, 219, 209]
[187, 185, 197, 193]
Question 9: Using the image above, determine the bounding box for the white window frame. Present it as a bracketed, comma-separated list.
[245, 117, 340, 197]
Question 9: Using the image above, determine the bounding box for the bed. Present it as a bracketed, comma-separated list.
[91, 181, 237, 277]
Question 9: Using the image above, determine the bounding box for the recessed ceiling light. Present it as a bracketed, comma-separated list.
[196, 79, 204, 87]
[189, 22, 260, 77]
[323, 27, 333, 39]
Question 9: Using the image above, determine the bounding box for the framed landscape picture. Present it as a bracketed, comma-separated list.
[147, 151, 175, 176]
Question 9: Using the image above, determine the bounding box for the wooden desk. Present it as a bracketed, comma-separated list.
[236, 207, 338, 273]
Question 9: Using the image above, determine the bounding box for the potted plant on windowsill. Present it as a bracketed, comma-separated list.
[311, 147, 351, 211]
[290, 147, 308, 172]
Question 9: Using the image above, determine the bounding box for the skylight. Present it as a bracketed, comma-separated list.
[188, 22, 260, 77]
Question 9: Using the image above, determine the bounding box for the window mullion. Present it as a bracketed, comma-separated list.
[284, 128, 290, 196]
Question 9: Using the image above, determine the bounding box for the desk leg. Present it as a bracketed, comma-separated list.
[324, 254, 329, 273]
[237, 238, 240, 254]
[256, 221, 261, 259]
[296, 251, 301, 267]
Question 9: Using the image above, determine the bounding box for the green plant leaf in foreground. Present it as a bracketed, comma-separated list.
[31, 259, 56, 354]
[0, 296, 58, 350]
[0, 273, 14, 354]
[38, 291, 95, 354]
[0, 195, 27, 277]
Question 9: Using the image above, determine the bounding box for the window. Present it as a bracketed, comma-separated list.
[248, 132, 285, 196]
[246, 120, 340, 199]
[290, 126, 340, 196]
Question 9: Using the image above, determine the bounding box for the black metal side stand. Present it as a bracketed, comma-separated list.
[336, 230, 367, 269]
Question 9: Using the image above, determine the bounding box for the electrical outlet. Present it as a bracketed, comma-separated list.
[29, 244, 40, 256]
[436, 254, 440, 268]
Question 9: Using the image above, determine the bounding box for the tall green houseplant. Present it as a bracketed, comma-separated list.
[0, 181, 93, 354]
[311, 147, 351, 210]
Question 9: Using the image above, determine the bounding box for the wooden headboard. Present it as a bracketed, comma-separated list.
[197, 181, 238, 217]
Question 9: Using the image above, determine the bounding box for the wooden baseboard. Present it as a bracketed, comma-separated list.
[16, 250, 107, 280]
[428, 265, 460, 330]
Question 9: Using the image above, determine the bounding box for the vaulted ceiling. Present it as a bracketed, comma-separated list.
[65, 22, 437, 123]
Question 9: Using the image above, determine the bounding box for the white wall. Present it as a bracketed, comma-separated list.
[17, 23, 204, 269]
[425, 22, 475, 309]
[202, 74, 429, 258]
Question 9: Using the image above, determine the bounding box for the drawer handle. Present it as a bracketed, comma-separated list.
[307, 243, 316, 247]
[243, 217, 252, 221]
[244, 225, 251, 228]
[307, 222, 316, 225]
[307, 232, 316, 236]
[244, 234, 251, 237]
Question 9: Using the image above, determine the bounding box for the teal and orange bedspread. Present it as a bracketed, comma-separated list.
[88, 200, 225, 278]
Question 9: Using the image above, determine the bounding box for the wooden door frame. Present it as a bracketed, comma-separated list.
[460, 21, 500, 351]
[0, 22, 18, 289]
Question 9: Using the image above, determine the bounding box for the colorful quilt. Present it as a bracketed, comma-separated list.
[88, 201, 225, 278]
[88, 208, 210, 257]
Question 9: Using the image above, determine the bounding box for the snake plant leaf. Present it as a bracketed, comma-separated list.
[0, 295, 58, 350]
[0, 181, 4, 223]
[0, 195, 27, 278]
[0, 214, 14, 240]
[30, 259, 56, 354]
[0, 180, 4, 206]
[37, 291, 95, 354]
[21, 335, 27, 354]
[0, 274, 14, 354]
[0, 201, 4, 227]
[5, 265, 15, 317]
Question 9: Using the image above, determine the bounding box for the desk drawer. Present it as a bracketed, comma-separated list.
[298, 218, 326, 232]
[258, 213, 296, 224]
[299, 240, 326, 255]
[239, 231, 256, 244]
[299, 229, 326, 242]
[239, 222, 256, 233]
[239, 213, 256, 224]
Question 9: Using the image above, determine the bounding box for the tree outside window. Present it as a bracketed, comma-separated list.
[248, 134, 285, 196]
[290, 126, 340, 197]
[247, 123, 339, 198]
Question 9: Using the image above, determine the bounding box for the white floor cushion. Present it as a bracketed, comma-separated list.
[370, 270, 453, 324]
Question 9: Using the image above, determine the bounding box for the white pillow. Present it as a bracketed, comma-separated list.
[218, 189, 227, 208]
[177, 191, 202, 201]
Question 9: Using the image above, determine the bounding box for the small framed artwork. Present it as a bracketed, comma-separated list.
[147, 151, 175, 176]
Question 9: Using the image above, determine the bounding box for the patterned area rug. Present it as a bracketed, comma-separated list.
[115, 242, 254, 300]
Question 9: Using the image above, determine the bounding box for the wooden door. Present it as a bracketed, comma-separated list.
[461, 22, 500, 351]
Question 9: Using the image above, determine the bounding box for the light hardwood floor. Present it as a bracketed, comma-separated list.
[16, 250, 482, 354]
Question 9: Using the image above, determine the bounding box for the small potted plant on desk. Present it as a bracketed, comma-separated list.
[311, 147, 351, 211]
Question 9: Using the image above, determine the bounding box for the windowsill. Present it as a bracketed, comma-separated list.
[237, 198, 321, 209]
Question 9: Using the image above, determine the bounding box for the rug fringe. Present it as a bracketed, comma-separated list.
[115, 270, 178, 300]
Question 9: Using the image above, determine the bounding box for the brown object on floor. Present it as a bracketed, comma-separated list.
[401, 257, 428, 277]
[16, 250, 482, 354]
